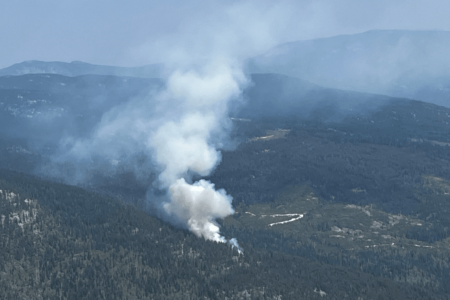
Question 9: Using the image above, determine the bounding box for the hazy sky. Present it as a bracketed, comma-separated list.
[1, 0, 450, 68]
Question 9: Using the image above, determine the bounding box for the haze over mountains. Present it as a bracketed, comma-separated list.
[0, 60, 166, 79]
[249, 30, 450, 107]
[3, 30, 449, 108]
[2, 28, 450, 299]
[0, 72, 409, 153]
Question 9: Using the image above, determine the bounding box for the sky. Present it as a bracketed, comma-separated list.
[1, 0, 450, 69]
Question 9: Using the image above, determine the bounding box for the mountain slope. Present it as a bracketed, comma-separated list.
[2, 72, 450, 298]
[248, 30, 450, 107]
[0, 60, 166, 78]
[0, 74, 163, 145]
[238, 73, 392, 121]
[2, 169, 440, 300]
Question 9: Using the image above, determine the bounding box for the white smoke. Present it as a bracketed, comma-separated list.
[165, 178, 234, 242]
[151, 63, 247, 243]
[50, 61, 247, 243]
[229, 238, 243, 254]
[46, 0, 296, 245]
[151, 63, 245, 187]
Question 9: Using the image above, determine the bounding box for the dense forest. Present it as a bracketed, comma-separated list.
[0, 169, 446, 299]
[1, 72, 450, 298]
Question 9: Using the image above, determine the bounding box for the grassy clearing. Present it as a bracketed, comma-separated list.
[249, 129, 291, 142]
[225, 182, 449, 253]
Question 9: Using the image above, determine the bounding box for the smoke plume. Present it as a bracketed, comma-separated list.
[165, 179, 233, 242]
[45, 61, 247, 244]
[43, 0, 298, 245]
[151, 63, 247, 242]
[151, 64, 245, 187]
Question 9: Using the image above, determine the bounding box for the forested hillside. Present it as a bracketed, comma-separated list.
[1, 72, 450, 298]
[1, 169, 441, 299]
[213, 103, 450, 297]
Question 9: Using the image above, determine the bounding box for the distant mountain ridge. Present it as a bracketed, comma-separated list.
[3, 30, 449, 107]
[247, 30, 450, 107]
[0, 60, 167, 78]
